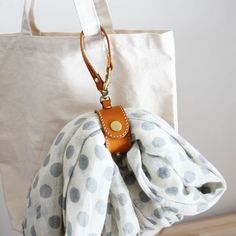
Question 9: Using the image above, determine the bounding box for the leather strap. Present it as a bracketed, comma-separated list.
[95, 100, 132, 154]
[80, 26, 113, 94]
[80, 26, 131, 154]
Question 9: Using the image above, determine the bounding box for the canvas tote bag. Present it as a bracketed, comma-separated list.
[0, 0, 178, 232]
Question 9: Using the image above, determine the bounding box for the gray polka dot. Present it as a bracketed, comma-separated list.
[124, 173, 136, 185]
[139, 190, 150, 202]
[31, 225, 37, 236]
[104, 166, 114, 181]
[40, 184, 52, 198]
[157, 166, 171, 179]
[36, 205, 41, 219]
[141, 121, 156, 131]
[33, 175, 39, 189]
[82, 120, 97, 130]
[152, 137, 166, 148]
[74, 117, 86, 126]
[123, 223, 134, 235]
[66, 145, 75, 159]
[86, 177, 97, 193]
[165, 187, 178, 196]
[67, 221, 72, 236]
[70, 187, 80, 203]
[184, 171, 196, 183]
[77, 211, 89, 227]
[153, 208, 163, 219]
[55, 132, 65, 145]
[50, 163, 62, 177]
[79, 154, 89, 170]
[43, 154, 50, 167]
[95, 200, 107, 215]
[118, 193, 127, 206]
[48, 215, 61, 229]
[95, 144, 106, 159]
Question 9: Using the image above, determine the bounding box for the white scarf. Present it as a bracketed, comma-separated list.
[22, 108, 226, 236]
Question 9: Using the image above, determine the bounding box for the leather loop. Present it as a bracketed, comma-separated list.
[96, 106, 129, 139]
[95, 105, 132, 154]
[81, 26, 131, 154]
[100, 97, 112, 109]
[80, 26, 113, 94]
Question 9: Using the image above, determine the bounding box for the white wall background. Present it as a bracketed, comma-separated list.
[0, 0, 235, 235]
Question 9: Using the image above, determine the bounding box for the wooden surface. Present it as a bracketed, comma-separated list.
[159, 213, 236, 236]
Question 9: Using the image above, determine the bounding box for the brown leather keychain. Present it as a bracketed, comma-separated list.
[80, 27, 132, 155]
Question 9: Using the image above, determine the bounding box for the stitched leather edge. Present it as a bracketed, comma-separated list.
[96, 105, 130, 139]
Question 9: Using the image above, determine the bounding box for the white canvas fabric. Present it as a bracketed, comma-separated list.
[0, 0, 178, 232]
[22, 108, 226, 236]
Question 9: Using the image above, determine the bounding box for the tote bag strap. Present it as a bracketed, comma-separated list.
[21, 0, 113, 36]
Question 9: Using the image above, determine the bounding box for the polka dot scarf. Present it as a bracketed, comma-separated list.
[22, 108, 226, 236]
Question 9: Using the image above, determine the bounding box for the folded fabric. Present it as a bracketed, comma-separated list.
[22, 108, 226, 236]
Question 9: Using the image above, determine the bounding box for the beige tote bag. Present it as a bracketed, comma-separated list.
[0, 0, 178, 232]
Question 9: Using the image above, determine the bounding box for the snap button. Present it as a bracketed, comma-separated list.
[110, 120, 122, 132]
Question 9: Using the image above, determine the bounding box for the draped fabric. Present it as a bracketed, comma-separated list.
[22, 108, 226, 236]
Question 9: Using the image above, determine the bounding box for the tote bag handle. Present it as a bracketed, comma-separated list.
[21, 0, 113, 36]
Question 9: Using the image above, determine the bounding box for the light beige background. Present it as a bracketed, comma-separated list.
[0, 0, 235, 235]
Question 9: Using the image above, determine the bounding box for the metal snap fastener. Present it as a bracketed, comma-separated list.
[110, 120, 122, 132]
